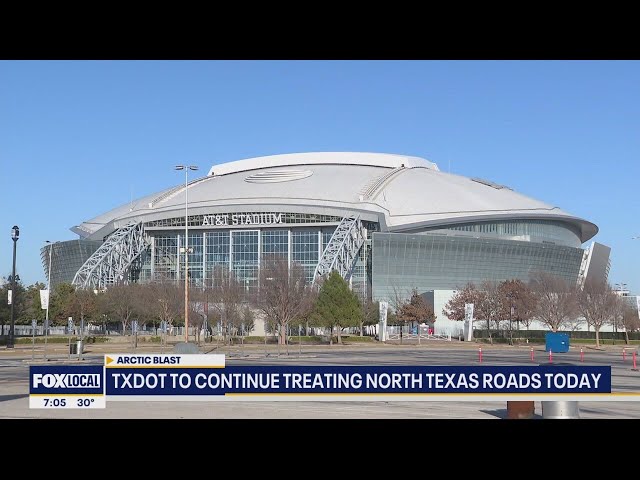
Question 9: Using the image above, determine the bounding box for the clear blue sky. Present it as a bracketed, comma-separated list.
[1, 60, 638, 293]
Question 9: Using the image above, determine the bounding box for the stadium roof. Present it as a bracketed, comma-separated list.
[72, 152, 598, 243]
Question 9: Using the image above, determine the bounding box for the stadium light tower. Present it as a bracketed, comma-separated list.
[175, 165, 199, 343]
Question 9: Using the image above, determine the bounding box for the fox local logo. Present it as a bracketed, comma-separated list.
[32, 373, 102, 389]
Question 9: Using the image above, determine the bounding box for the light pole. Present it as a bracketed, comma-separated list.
[8, 225, 19, 348]
[44, 240, 57, 359]
[175, 165, 198, 343]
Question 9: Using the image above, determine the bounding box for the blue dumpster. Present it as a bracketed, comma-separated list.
[545, 332, 570, 353]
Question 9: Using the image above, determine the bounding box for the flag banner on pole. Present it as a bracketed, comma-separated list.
[40, 289, 49, 310]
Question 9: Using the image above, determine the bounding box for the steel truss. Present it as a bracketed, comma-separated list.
[313, 214, 366, 286]
[72, 221, 150, 290]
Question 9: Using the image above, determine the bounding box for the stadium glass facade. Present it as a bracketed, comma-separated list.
[40, 240, 102, 288]
[44, 216, 588, 307]
[130, 214, 376, 301]
[371, 219, 586, 302]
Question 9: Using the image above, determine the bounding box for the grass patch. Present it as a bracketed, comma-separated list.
[340, 335, 376, 344]
[136, 336, 162, 343]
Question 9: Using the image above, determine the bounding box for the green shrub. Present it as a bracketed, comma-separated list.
[14, 336, 77, 344]
[475, 337, 545, 345]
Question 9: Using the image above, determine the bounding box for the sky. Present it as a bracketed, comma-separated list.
[1, 60, 639, 293]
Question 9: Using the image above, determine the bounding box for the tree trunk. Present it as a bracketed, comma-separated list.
[329, 326, 334, 345]
[280, 323, 287, 345]
[625, 329, 630, 345]
[222, 312, 227, 345]
[509, 319, 513, 346]
[359, 321, 364, 337]
[337, 324, 342, 344]
[595, 327, 600, 349]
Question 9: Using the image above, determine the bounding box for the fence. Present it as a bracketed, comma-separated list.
[472, 328, 640, 342]
[1, 324, 158, 338]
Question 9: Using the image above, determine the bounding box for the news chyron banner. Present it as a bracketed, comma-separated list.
[30, 354, 612, 408]
[103, 354, 612, 401]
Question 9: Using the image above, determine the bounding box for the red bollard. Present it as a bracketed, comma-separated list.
[549, 349, 553, 363]
[580, 347, 584, 362]
[478, 347, 483, 363]
[530, 347, 534, 361]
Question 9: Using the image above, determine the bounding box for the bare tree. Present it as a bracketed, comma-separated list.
[132, 283, 158, 333]
[498, 279, 536, 344]
[620, 304, 640, 342]
[189, 305, 206, 343]
[209, 265, 245, 344]
[529, 271, 578, 332]
[608, 294, 640, 345]
[360, 299, 380, 337]
[442, 283, 481, 321]
[188, 284, 211, 343]
[518, 315, 535, 331]
[145, 278, 183, 336]
[397, 289, 436, 331]
[254, 255, 316, 345]
[388, 284, 411, 316]
[577, 280, 619, 348]
[565, 317, 586, 332]
[475, 281, 502, 344]
[241, 306, 255, 335]
[100, 284, 138, 334]
[73, 288, 97, 335]
[208, 309, 222, 337]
